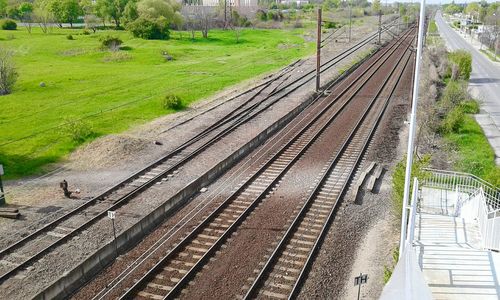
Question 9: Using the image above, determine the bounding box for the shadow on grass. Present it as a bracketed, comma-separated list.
[119, 45, 133, 51]
[0, 152, 60, 180]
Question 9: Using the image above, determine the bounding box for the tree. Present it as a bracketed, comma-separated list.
[84, 14, 100, 32]
[34, 0, 54, 33]
[95, 0, 128, 28]
[372, 0, 381, 15]
[136, 0, 182, 26]
[465, 2, 480, 22]
[18, 2, 34, 33]
[0, 48, 18, 95]
[121, 0, 138, 25]
[49, 0, 82, 28]
[0, 0, 7, 17]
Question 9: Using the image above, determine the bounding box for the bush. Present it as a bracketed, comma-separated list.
[440, 81, 469, 112]
[448, 50, 472, 80]
[459, 100, 480, 114]
[256, 10, 267, 21]
[66, 34, 74, 40]
[127, 17, 170, 40]
[63, 119, 95, 143]
[0, 19, 17, 30]
[324, 21, 338, 29]
[82, 30, 90, 35]
[99, 35, 123, 51]
[441, 107, 465, 134]
[392, 155, 431, 214]
[0, 49, 18, 95]
[162, 94, 183, 110]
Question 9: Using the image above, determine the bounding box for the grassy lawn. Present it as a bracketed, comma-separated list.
[445, 115, 500, 187]
[0, 26, 315, 178]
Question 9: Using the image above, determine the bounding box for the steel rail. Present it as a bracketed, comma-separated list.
[91, 27, 413, 300]
[243, 30, 415, 300]
[118, 28, 415, 300]
[0, 23, 406, 284]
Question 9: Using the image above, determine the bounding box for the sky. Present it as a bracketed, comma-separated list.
[380, 0, 498, 4]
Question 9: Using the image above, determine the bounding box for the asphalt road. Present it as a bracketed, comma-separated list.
[435, 12, 500, 165]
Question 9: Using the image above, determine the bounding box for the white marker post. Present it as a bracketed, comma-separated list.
[399, 0, 426, 259]
[0, 164, 4, 204]
[108, 210, 118, 257]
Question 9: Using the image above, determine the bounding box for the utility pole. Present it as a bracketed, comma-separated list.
[0, 165, 5, 205]
[400, 0, 426, 258]
[348, 0, 352, 43]
[316, 8, 322, 92]
[378, 10, 382, 44]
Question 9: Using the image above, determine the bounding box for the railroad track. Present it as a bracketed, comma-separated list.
[101, 26, 416, 300]
[0, 22, 402, 285]
[244, 31, 415, 300]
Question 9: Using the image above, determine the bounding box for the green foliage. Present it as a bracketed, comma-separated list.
[96, 0, 128, 28]
[440, 81, 469, 112]
[372, 0, 381, 14]
[256, 9, 267, 21]
[428, 21, 437, 33]
[445, 115, 500, 186]
[121, 0, 138, 25]
[324, 21, 338, 29]
[392, 155, 431, 214]
[137, 0, 182, 26]
[448, 50, 472, 80]
[162, 94, 183, 110]
[322, 0, 340, 11]
[50, 0, 83, 26]
[127, 16, 169, 39]
[99, 35, 123, 50]
[0, 48, 17, 95]
[66, 34, 74, 40]
[441, 106, 465, 134]
[0, 0, 6, 17]
[0, 18, 16, 30]
[459, 100, 480, 114]
[383, 248, 400, 284]
[444, 3, 463, 14]
[62, 118, 95, 143]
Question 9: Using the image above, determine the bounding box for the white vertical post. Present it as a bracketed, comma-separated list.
[400, 0, 426, 259]
[407, 178, 419, 244]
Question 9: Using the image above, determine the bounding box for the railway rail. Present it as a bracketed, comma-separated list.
[92, 26, 416, 300]
[0, 21, 402, 287]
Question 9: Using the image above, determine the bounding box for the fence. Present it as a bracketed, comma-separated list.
[420, 168, 500, 251]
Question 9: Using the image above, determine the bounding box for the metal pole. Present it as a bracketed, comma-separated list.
[349, 0, 352, 43]
[112, 218, 117, 256]
[378, 10, 382, 44]
[357, 272, 362, 300]
[0, 176, 4, 204]
[316, 8, 322, 92]
[400, 0, 426, 259]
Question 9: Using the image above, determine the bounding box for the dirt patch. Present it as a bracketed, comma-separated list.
[68, 134, 154, 170]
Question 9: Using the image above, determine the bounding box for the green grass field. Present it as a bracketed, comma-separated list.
[445, 115, 500, 187]
[0, 26, 315, 179]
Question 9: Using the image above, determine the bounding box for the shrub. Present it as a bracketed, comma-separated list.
[448, 50, 472, 80]
[0, 49, 18, 95]
[256, 10, 267, 21]
[441, 107, 465, 134]
[0, 19, 17, 30]
[440, 81, 469, 112]
[82, 30, 90, 35]
[459, 100, 480, 114]
[392, 155, 431, 214]
[63, 119, 95, 143]
[127, 17, 170, 40]
[99, 35, 123, 51]
[324, 21, 338, 29]
[66, 34, 74, 40]
[162, 94, 183, 110]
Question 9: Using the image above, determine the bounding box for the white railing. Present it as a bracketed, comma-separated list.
[420, 169, 500, 251]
